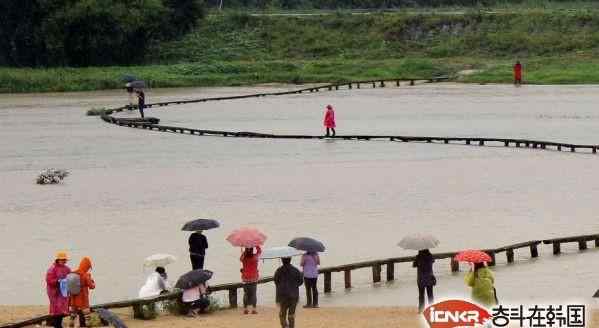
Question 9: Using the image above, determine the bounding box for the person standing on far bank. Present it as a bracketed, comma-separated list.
[514, 61, 523, 86]
[274, 257, 303, 328]
[137, 89, 145, 118]
[413, 249, 436, 313]
[189, 230, 208, 270]
[323, 104, 336, 137]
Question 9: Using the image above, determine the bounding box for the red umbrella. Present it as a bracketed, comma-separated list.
[226, 227, 267, 248]
[454, 250, 492, 263]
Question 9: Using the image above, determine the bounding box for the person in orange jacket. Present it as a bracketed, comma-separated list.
[70, 257, 95, 327]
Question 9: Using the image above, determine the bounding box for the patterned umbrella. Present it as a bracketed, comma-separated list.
[226, 227, 267, 248]
[398, 233, 440, 250]
[454, 250, 492, 263]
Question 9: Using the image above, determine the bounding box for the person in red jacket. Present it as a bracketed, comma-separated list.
[240, 246, 261, 314]
[514, 61, 522, 86]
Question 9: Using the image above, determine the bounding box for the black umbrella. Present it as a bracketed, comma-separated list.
[289, 237, 325, 253]
[126, 80, 145, 89]
[181, 218, 220, 231]
[95, 308, 128, 328]
[175, 269, 213, 290]
[121, 75, 137, 83]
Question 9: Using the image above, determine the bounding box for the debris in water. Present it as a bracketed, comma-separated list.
[36, 169, 69, 185]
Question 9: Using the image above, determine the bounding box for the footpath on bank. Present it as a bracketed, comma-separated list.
[3, 232, 599, 328]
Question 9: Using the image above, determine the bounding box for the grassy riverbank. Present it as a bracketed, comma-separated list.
[3, 8, 599, 93]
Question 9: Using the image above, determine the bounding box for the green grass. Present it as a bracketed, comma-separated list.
[4, 7, 599, 93]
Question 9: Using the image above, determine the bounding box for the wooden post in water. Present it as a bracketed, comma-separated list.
[228, 289, 238, 308]
[595, 239, 599, 248]
[553, 242, 561, 255]
[479, 140, 484, 146]
[335, 85, 339, 90]
[506, 249, 514, 263]
[466, 140, 471, 145]
[357, 83, 360, 89]
[386, 262, 395, 281]
[578, 239, 588, 250]
[380, 81, 385, 87]
[396, 80, 400, 87]
[328, 86, 332, 91]
[504, 141, 509, 147]
[530, 244, 539, 258]
[344, 270, 352, 289]
[593, 147, 597, 154]
[349, 83, 353, 89]
[444, 139, 449, 144]
[372, 264, 382, 283]
[557, 145, 562, 151]
[324, 272, 332, 293]
[372, 82, 376, 88]
[451, 258, 460, 272]
[410, 80, 415, 86]
[571, 147, 576, 152]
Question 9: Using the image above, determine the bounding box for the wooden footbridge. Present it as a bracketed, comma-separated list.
[97, 77, 599, 155]
[3, 232, 598, 328]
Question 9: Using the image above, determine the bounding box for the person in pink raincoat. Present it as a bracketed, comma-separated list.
[46, 251, 71, 328]
[323, 105, 336, 137]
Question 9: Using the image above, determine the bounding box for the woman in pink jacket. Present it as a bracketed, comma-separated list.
[323, 105, 336, 137]
[46, 251, 71, 328]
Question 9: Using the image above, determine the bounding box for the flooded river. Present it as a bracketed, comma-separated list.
[1, 84, 598, 307]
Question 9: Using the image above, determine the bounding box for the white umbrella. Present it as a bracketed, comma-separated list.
[260, 246, 304, 260]
[144, 253, 176, 267]
[398, 233, 440, 250]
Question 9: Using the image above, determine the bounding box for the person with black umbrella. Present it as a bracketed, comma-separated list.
[136, 89, 145, 119]
[188, 230, 208, 270]
[274, 257, 303, 328]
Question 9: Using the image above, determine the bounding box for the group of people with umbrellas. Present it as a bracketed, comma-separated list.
[142, 218, 326, 326]
[400, 233, 498, 312]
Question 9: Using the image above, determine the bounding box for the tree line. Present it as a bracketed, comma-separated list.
[0, 0, 204, 67]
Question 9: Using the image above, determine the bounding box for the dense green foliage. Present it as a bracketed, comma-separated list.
[151, 11, 599, 63]
[4, 8, 599, 92]
[0, 0, 204, 67]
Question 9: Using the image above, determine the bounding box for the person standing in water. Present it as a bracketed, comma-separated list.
[514, 61, 522, 86]
[137, 89, 145, 118]
[323, 104, 336, 137]
[189, 230, 208, 270]
[412, 249, 436, 313]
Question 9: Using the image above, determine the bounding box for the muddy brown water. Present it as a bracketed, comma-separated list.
[1, 84, 598, 307]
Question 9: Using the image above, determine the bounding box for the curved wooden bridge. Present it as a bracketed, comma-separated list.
[98, 77, 599, 154]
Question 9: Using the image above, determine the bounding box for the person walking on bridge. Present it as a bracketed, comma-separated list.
[323, 104, 336, 137]
[514, 61, 523, 86]
[136, 89, 145, 118]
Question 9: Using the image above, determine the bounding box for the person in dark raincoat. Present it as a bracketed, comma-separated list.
[413, 249, 436, 313]
[136, 90, 145, 118]
[274, 257, 303, 328]
[188, 230, 208, 270]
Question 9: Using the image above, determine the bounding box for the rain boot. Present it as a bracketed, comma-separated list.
[313, 291, 319, 308]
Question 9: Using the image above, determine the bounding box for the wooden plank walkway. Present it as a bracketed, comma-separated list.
[98, 77, 599, 155]
[3, 233, 596, 328]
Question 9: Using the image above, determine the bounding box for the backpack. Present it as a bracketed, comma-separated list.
[66, 272, 81, 296]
